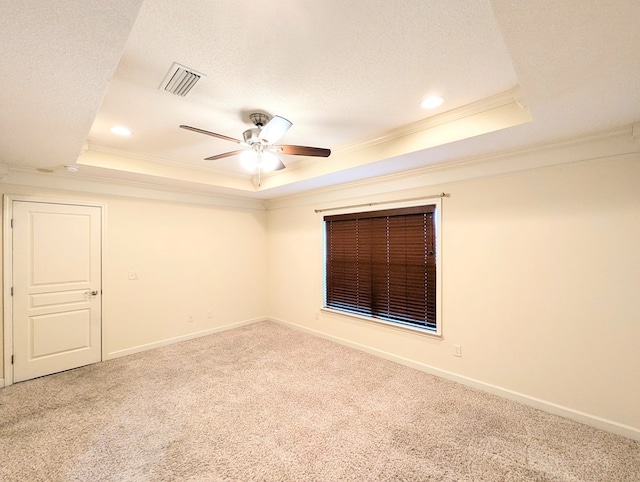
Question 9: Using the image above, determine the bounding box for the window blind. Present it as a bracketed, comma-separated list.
[325, 205, 437, 331]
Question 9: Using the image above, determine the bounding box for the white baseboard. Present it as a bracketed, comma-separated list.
[269, 317, 640, 442]
[105, 317, 266, 360]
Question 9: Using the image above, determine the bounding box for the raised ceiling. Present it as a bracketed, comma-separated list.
[2, 1, 639, 199]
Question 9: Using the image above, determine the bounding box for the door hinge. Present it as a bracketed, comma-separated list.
[11, 286, 13, 296]
[11, 355, 14, 364]
[10, 219, 13, 228]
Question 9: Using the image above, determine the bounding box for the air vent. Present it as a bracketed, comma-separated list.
[159, 62, 205, 97]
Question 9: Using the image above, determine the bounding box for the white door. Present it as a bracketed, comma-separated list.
[12, 201, 102, 382]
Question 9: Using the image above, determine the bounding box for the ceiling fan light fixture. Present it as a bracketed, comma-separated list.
[260, 151, 280, 173]
[240, 150, 281, 173]
[240, 150, 258, 172]
[258, 115, 293, 144]
[180, 112, 330, 174]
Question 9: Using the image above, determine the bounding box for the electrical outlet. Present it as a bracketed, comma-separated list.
[128, 270, 139, 280]
[453, 344, 462, 357]
[187, 314, 194, 323]
[207, 310, 212, 318]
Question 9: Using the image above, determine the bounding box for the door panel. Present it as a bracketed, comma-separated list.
[31, 310, 92, 357]
[13, 201, 102, 382]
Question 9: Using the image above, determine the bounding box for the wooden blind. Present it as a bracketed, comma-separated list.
[325, 205, 437, 331]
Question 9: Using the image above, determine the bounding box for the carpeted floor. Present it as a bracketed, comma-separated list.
[1, 321, 638, 481]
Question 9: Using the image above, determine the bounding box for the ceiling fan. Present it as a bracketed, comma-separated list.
[180, 113, 331, 177]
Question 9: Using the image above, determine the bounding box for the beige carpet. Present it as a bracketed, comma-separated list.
[1, 321, 638, 481]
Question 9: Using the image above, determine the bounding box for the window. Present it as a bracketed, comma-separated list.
[324, 204, 439, 334]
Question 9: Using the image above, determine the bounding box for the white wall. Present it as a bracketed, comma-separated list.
[1, 184, 269, 375]
[267, 154, 640, 438]
[1, 133, 638, 441]
[104, 196, 268, 357]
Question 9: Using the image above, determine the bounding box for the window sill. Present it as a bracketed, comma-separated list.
[321, 307, 442, 339]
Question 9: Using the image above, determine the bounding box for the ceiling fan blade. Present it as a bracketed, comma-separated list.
[180, 125, 242, 144]
[275, 145, 331, 157]
[258, 115, 292, 144]
[204, 150, 246, 161]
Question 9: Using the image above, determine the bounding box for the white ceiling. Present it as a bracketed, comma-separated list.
[2, 1, 639, 200]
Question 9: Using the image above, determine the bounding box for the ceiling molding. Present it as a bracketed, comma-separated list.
[334, 87, 526, 155]
[258, 91, 532, 192]
[78, 148, 256, 192]
[85, 144, 249, 180]
[266, 123, 640, 210]
[0, 166, 267, 211]
[8, 122, 635, 212]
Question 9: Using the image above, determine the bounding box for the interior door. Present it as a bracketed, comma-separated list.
[12, 201, 102, 382]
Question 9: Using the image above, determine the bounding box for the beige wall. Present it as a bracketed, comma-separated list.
[1, 186, 268, 375]
[267, 155, 640, 436]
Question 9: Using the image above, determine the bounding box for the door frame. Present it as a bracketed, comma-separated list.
[3, 194, 107, 386]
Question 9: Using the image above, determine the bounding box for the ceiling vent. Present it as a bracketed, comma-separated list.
[159, 62, 205, 97]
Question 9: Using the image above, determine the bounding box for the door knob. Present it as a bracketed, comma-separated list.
[85, 290, 99, 296]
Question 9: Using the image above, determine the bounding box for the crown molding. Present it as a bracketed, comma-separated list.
[334, 87, 525, 156]
[0, 166, 267, 211]
[6, 121, 636, 212]
[258, 89, 532, 193]
[77, 148, 258, 194]
[266, 123, 640, 210]
[262, 88, 527, 178]
[86, 144, 249, 180]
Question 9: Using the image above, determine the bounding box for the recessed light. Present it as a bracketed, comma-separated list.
[64, 165, 79, 173]
[110, 126, 132, 136]
[420, 95, 445, 109]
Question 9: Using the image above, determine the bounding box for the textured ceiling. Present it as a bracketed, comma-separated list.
[0, 1, 144, 166]
[1, 1, 639, 199]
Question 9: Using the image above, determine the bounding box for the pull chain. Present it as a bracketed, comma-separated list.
[257, 149, 262, 187]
